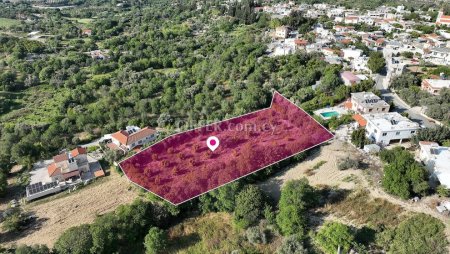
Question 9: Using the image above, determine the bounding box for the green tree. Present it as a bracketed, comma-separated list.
[144, 227, 168, 254]
[54, 224, 93, 254]
[276, 178, 317, 236]
[0, 171, 7, 197]
[436, 185, 450, 197]
[381, 147, 429, 199]
[315, 222, 355, 254]
[368, 52, 386, 74]
[382, 214, 447, 254]
[15, 244, 51, 254]
[277, 235, 307, 254]
[351, 129, 368, 149]
[234, 185, 266, 228]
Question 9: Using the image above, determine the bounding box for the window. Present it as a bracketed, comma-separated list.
[382, 108, 385, 111]
[382, 133, 387, 136]
[411, 131, 416, 134]
[374, 129, 378, 133]
[396, 131, 400, 135]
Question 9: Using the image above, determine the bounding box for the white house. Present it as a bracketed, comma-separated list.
[110, 126, 157, 151]
[351, 56, 370, 72]
[426, 47, 450, 65]
[275, 26, 289, 39]
[351, 92, 390, 114]
[363, 112, 420, 145]
[419, 141, 450, 188]
[421, 79, 450, 95]
[342, 48, 363, 60]
[341, 71, 361, 86]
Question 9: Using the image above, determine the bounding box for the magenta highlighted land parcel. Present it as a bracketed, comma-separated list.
[119, 92, 334, 204]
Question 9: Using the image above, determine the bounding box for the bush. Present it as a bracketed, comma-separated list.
[2, 207, 25, 232]
[381, 214, 448, 254]
[144, 227, 168, 254]
[337, 157, 360, 170]
[315, 221, 355, 254]
[351, 129, 369, 149]
[15, 244, 51, 254]
[276, 178, 317, 236]
[381, 147, 429, 199]
[245, 226, 268, 244]
[436, 185, 450, 197]
[54, 224, 93, 254]
[276, 235, 307, 254]
[234, 185, 266, 228]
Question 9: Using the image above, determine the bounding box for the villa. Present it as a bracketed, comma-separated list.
[419, 141, 450, 188]
[110, 126, 158, 152]
[363, 112, 420, 145]
[350, 92, 390, 114]
[421, 79, 450, 95]
[341, 71, 361, 86]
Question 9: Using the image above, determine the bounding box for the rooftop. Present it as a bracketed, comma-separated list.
[423, 79, 450, 89]
[362, 112, 420, 131]
[419, 141, 450, 188]
[351, 92, 389, 108]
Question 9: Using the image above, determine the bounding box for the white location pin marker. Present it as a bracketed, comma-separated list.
[206, 136, 220, 152]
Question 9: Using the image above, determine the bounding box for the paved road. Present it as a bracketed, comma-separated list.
[380, 89, 437, 128]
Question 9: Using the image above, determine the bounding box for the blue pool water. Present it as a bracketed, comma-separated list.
[320, 111, 340, 118]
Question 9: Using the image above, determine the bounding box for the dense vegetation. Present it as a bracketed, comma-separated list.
[391, 73, 450, 125]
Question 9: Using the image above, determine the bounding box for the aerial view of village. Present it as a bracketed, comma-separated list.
[0, 0, 449, 253]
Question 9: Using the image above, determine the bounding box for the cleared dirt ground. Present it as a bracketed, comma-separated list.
[1, 170, 138, 248]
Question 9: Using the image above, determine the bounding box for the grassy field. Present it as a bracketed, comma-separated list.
[167, 213, 281, 253]
[0, 18, 21, 28]
[0, 85, 70, 126]
[66, 17, 95, 24]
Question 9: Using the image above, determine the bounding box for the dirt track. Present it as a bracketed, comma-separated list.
[1, 171, 138, 248]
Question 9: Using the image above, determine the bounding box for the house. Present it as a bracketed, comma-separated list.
[47, 147, 90, 182]
[351, 56, 370, 72]
[342, 48, 363, 60]
[421, 79, 450, 95]
[110, 126, 157, 152]
[436, 10, 450, 26]
[426, 47, 450, 65]
[419, 141, 450, 188]
[81, 29, 92, 36]
[275, 26, 289, 39]
[345, 16, 359, 24]
[363, 112, 420, 145]
[294, 39, 308, 50]
[341, 71, 361, 86]
[351, 92, 390, 114]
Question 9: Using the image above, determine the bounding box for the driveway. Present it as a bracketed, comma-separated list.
[380, 90, 437, 128]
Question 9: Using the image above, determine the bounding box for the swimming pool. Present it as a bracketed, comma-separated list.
[320, 111, 340, 118]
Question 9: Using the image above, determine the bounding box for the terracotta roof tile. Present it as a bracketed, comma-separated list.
[47, 163, 61, 177]
[112, 127, 157, 146]
[353, 114, 367, 127]
[71, 147, 87, 157]
[53, 153, 68, 163]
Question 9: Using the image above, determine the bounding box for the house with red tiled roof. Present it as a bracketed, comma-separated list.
[110, 126, 158, 152]
[436, 10, 450, 26]
[47, 147, 89, 182]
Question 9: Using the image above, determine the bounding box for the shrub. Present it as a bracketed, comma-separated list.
[315, 221, 355, 254]
[436, 185, 450, 197]
[276, 235, 307, 254]
[144, 227, 168, 254]
[54, 224, 93, 254]
[234, 185, 266, 228]
[245, 226, 268, 244]
[337, 157, 360, 170]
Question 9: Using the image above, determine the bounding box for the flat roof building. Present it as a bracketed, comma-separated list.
[351, 92, 390, 114]
[363, 112, 420, 145]
[421, 79, 450, 95]
[419, 141, 450, 188]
